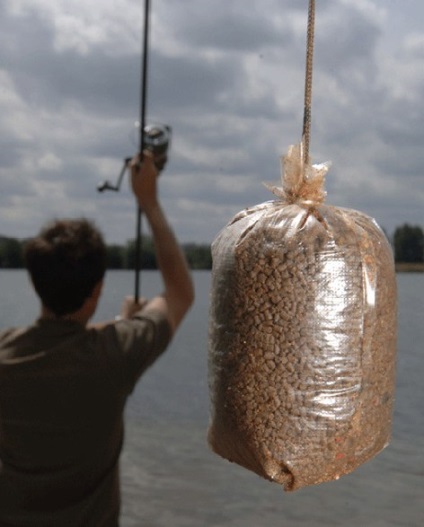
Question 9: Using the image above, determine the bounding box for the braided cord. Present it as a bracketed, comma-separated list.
[302, 0, 315, 165]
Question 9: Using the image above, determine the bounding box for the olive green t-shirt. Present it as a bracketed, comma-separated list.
[0, 309, 172, 526]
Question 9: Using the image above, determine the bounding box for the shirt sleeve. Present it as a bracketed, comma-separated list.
[108, 308, 172, 394]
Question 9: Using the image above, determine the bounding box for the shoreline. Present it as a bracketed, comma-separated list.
[395, 262, 424, 273]
[0, 263, 423, 273]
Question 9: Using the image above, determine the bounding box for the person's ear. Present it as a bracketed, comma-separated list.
[91, 280, 103, 302]
[83, 280, 104, 320]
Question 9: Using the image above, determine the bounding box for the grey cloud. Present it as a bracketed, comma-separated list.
[1, 6, 139, 118]
[315, 5, 382, 77]
[375, 145, 424, 184]
[161, 0, 335, 54]
[0, 0, 422, 244]
[0, 176, 33, 203]
[148, 51, 246, 112]
[377, 94, 424, 147]
[1, 7, 251, 123]
[12, 51, 140, 118]
[80, 124, 137, 160]
[284, 0, 333, 11]
[0, 137, 30, 169]
[172, 10, 289, 52]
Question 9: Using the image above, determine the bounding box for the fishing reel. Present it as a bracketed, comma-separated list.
[97, 123, 172, 192]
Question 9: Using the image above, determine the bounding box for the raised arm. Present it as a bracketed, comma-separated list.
[129, 152, 194, 333]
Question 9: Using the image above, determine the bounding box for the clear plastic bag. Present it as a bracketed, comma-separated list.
[208, 143, 397, 491]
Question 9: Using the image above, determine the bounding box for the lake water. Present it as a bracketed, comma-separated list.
[0, 270, 423, 526]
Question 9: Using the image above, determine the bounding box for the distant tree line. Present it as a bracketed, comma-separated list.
[0, 223, 422, 269]
[103, 237, 212, 270]
[0, 235, 212, 270]
[0, 237, 23, 268]
[392, 224, 424, 263]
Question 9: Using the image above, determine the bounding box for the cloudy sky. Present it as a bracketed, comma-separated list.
[1, 0, 423, 245]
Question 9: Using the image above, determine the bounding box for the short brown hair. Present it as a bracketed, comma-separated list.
[24, 219, 107, 316]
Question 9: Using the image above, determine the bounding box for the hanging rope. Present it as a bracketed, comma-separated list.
[302, 0, 315, 165]
[134, 0, 151, 302]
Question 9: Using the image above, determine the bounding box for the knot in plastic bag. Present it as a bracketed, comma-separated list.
[265, 141, 330, 207]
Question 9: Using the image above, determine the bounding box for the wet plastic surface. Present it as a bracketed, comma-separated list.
[208, 143, 397, 491]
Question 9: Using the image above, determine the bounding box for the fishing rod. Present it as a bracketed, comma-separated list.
[97, 0, 171, 302]
[134, 0, 151, 304]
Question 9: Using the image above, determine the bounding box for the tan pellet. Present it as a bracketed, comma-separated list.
[208, 200, 397, 491]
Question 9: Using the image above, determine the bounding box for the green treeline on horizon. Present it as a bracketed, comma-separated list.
[0, 223, 423, 270]
[0, 236, 212, 270]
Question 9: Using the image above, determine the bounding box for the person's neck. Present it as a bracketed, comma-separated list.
[40, 306, 89, 325]
[38, 282, 102, 327]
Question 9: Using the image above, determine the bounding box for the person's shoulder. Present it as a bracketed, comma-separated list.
[133, 307, 170, 324]
[0, 327, 27, 361]
[91, 308, 172, 351]
[0, 326, 24, 343]
[113, 307, 172, 349]
[132, 307, 173, 336]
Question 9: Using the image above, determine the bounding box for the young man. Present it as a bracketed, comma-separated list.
[0, 152, 194, 526]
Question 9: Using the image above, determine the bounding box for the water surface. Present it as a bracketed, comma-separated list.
[1, 270, 423, 526]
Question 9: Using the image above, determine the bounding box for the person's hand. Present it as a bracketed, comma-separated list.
[130, 150, 159, 210]
[120, 296, 148, 319]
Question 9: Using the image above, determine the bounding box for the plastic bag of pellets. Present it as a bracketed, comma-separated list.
[207, 142, 397, 491]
